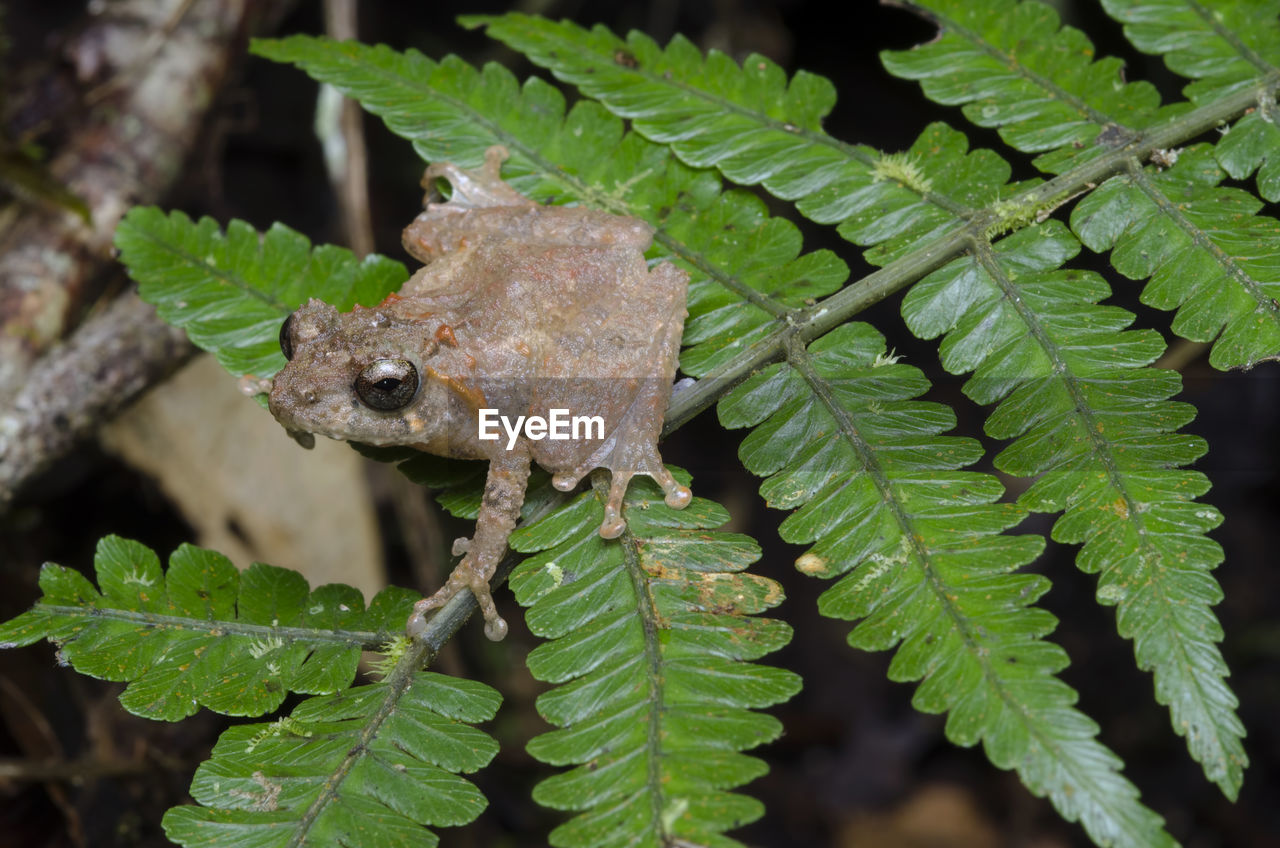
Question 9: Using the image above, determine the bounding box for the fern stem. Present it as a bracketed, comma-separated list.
[30, 603, 387, 647]
[286, 623, 431, 847]
[593, 470, 670, 841]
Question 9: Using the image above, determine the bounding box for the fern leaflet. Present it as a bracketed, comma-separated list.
[464, 13, 1026, 264]
[877, 7, 1257, 791]
[508, 472, 798, 848]
[164, 663, 498, 847]
[884, 0, 1280, 369]
[0, 536, 415, 720]
[0, 538, 501, 846]
[718, 323, 1174, 848]
[902, 219, 1246, 798]
[1104, 0, 1280, 106]
[114, 207, 406, 381]
[1071, 144, 1280, 369]
[880, 0, 1170, 174]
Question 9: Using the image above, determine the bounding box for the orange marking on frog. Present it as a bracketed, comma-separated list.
[435, 324, 459, 347]
[425, 365, 487, 410]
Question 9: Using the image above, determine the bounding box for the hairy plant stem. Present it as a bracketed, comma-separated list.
[664, 71, 1280, 434]
[277, 490, 567, 844]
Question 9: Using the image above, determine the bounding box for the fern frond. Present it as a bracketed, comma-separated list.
[1103, 0, 1280, 105]
[878, 9, 1259, 780]
[114, 207, 406, 381]
[0, 536, 415, 720]
[881, 0, 1169, 173]
[718, 323, 1174, 848]
[880, 4, 1280, 369]
[902, 218, 1245, 799]
[475, 11, 1280, 371]
[506, 472, 799, 848]
[1072, 144, 1280, 369]
[464, 14, 1028, 264]
[163, 660, 499, 847]
[0, 537, 501, 845]
[248, 35, 848, 378]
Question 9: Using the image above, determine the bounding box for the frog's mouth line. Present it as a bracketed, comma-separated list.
[277, 411, 433, 451]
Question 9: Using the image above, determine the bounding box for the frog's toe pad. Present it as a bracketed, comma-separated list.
[405, 562, 509, 641]
[651, 464, 692, 510]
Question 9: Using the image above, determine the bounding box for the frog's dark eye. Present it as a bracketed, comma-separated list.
[355, 359, 419, 411]
[279, 313, 296, 361]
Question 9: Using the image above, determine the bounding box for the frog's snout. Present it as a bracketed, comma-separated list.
[267, 369, 323, 445]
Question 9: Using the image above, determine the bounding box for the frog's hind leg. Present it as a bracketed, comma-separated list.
[406, 446, 532, 641]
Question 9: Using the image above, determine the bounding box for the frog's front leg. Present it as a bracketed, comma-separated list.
[406, 445, 532, 641]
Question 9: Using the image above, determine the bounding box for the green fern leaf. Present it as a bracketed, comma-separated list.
[1071, 144, 1280, 369]
[163, 668, 499, 847]
[248, 35, 848, 377]
[114, 206, 407, 381]
[880, 3, 1280, 370]
[0, 537, 500, 845]
[719, 322, 1175, 848]
[1181, 0, 1280, 200]
[464, 14, 1028, 264]
[507, 472, 799, 848]
[0, 536, 415, 721]
[1103, 0, 1280, 105]
[880, 0, 1168, 173]
[902, 218, 1245, 799]
[1215, 102, 1280, 202]
[471, 11, 1280, 370]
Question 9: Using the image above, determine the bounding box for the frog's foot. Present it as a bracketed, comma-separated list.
[421, 145, 532, 211]
[555, 462, 691, 540]
[405, 558, 508, 642]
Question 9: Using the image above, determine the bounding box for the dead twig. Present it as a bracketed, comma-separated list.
[0, 0, 299, 504]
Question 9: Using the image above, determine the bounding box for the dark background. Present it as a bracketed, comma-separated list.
[2, 1, 1278, 846]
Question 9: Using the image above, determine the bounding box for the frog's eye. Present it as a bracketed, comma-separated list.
[355, 359, 419, 411]
[279, 313, 296, 361]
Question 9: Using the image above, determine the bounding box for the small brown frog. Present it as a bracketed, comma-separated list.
[269, 146, 691, 640]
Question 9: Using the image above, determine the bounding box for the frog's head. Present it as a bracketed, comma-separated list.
[269, 298, 470, 454]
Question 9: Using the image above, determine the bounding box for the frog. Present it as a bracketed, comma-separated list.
[268, 146, 691, 641]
